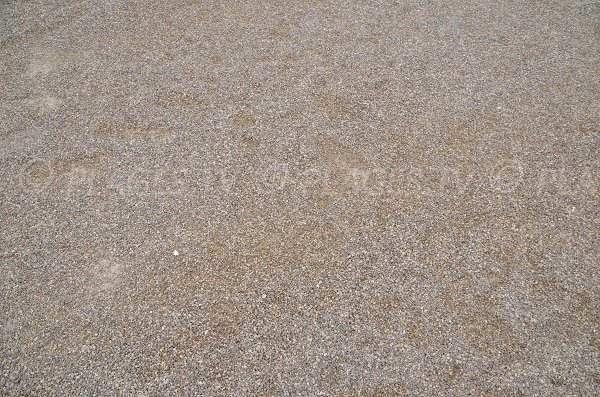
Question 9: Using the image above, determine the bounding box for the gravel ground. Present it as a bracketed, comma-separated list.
[1, 0, 599, 395]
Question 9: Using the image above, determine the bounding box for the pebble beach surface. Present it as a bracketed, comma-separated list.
[1, 0, 599, 395]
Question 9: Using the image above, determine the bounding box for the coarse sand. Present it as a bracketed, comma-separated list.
[1, 0, 599, 395]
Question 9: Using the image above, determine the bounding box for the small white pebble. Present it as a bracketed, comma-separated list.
[173, 250, 179, 256]
[261, 294, 266, 299]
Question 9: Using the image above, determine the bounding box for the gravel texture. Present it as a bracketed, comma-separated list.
[1, 0, 599, 396]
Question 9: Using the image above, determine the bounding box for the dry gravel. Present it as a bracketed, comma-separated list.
[0, 0, 599, 396]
